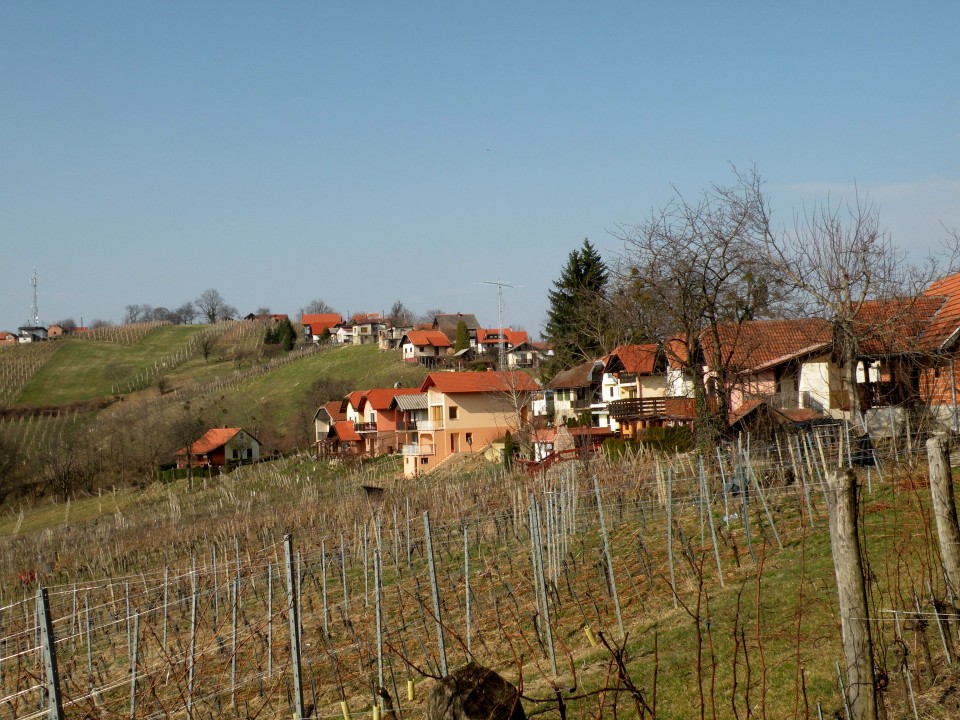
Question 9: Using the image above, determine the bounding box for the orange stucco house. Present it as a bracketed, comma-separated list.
[402, 370, 539, 477]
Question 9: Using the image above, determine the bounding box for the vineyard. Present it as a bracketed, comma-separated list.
[1, 432, 958, 719]
[0, 343, 62, 409]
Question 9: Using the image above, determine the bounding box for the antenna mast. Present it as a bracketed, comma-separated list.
[481, 280, 514, 368]
[31, 268, 40, 327]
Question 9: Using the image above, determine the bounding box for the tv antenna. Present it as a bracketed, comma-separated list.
[30, 268, 40, 327]
[481, 280, 515, 368]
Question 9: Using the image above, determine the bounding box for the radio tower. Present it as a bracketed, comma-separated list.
[481, 280, 514, 369]
[30, 268, 41, 327]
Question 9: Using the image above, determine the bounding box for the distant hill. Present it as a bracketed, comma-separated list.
[0, 324, 429, 500]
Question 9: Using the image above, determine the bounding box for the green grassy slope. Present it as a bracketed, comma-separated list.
[17, 325, 207, 405]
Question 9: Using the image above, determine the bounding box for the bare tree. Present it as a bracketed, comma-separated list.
[388, 300, 414, 327]
[173, 301, 197, 324]
[764, 193, 934, 429]
[300, 298, 337, 316]
[615, 167, 787, 447]
[196, 289, 229, 324]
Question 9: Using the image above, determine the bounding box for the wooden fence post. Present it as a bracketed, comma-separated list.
[927, 436, 960, 599]
[827, 468, 879, 720]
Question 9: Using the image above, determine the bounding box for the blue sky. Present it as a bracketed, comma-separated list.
[2, 2, 959, 337]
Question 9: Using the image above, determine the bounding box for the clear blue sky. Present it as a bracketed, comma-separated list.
[2, 2, 958, 337]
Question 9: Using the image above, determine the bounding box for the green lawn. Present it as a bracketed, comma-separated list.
[17, 325, 207, 405]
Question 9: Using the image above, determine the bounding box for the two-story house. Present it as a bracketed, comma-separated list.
[355, 387, 423, 455]
[534, 358, 605, 426]
[402, 370, 539, 477]
[399, 330, 452, 366]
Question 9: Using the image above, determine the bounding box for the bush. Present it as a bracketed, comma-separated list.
[639, 425, 694, 452]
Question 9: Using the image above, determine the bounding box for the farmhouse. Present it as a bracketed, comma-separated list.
[176, 428, 261, 469]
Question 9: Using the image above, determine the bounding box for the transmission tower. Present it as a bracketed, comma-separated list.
[481, 280, 514, 369]
[30, 268, 41, 327]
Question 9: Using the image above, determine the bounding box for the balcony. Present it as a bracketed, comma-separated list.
[354, 422, 378, 433]
[418, 419, 444, 432]
[396, 420, 418, 431]
[607, 397, 695, 421]
[402, 444, 435, 457]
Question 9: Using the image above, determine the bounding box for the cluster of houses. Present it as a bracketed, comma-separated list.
[301, 311, 551, 369]
[1, 323, 81, 345]
[302, 270, 960, 476]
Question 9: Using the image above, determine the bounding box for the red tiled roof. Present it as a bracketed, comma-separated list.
[300, 313, 342, 331]
[180, 428, 241, 456]
[403, 330, 451, 348]
[351, 312, 383, 324]
[604, 344, 661, 375]
[361, 387, 422, 411]
[664, 338, 688, 368]
[345, 390, 368, 411]
[477, 328, 529, 347]
[325, 400, 347, 422]
[705, 318, 832, 372]
[924, 271, 960, 349]
[421, 370, 540, 394]
[855, 295, 946, 355]
[333, 420, 361, 442]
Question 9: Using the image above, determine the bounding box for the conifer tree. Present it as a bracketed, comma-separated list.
[544, 239, 610, 369]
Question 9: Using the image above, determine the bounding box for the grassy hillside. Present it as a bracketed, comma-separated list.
[16, 324, 207, 405]
[1, 329, 433, 500]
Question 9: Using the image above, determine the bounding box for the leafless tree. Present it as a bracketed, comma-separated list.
[300, 298, 337, 316]
[764, 193, 938, 429]
[196, 288, 229, 324]
[614, 167, 788, 447]
[388, 300, 415, 327]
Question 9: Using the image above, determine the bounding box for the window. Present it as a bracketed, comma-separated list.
[420, 457, 429, 465]
[448, 406, 459, 420]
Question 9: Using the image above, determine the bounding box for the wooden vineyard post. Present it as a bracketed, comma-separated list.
[284, 534, 306, 720]
[423, 511, 448, 676]
[927, 436, 960, 599]
[827, 468, 879, 720]
[594, 476, 625, 639]
[38, 588, 64, 720]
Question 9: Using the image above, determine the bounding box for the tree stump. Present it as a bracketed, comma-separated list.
[425, 663, 525, 720]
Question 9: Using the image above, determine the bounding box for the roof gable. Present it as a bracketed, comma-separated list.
[604, 344, 662, 375]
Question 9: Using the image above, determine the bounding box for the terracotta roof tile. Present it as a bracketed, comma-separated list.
[325, 400, 347, 422]
[180, 428, 241, 455]
[300, 313, 343, 332]
[920, 271, 960, 349]
[477, 328, 529, 347]
[604, 344, 661, 375]
[421, 370, 539, 393]
[333, 420, 362, 442]
[855, 295, 946, 355]
[705, 318, 832, 371]
[361, 387, 422, 411]
[403, 330, 452, 348]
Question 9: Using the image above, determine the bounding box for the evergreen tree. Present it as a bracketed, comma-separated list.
[454, 320, 471, 352]
[544, 239, 610, 369]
